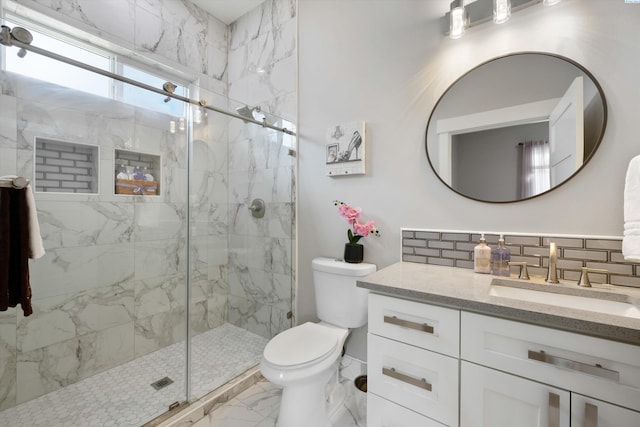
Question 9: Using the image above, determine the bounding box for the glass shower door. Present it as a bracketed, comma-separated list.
[187, 90, 296, 401]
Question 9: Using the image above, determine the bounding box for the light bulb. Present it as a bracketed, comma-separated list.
[169, 121, 176, 134]
[494, 0, 511, 24]
[450, 3, 466, 39]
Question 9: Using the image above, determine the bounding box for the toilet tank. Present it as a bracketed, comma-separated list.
[312, 257, 376, 328]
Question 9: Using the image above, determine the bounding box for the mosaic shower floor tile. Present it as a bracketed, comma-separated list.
[0, 324, 267, 427]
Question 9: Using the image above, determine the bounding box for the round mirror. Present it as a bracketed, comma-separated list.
[425, 52, 607, 203]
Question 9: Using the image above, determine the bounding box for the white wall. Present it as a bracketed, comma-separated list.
[298, 0, 640, 358]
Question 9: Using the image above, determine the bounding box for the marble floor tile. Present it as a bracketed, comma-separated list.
[206, 356, 367, 427]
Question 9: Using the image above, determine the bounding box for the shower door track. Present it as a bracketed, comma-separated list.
[1, 33, 296, 136]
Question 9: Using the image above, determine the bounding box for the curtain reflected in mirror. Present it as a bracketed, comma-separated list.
[518, 140, 550, 199]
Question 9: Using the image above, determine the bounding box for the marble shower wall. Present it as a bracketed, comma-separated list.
[226, 0, 297, 339]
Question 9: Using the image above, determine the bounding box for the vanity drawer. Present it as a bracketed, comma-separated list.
[368, 293, 460, 357]
[461, 311, 640, 412]
[368, 393, 447, 427]
[368, 333, 459, 427]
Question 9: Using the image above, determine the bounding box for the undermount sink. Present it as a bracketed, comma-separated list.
[489, 279, 640, 320]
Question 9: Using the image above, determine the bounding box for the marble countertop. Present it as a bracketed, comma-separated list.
[357, 262, 640, 346]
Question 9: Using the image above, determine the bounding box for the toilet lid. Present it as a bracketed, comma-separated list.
[263, 322, 339, 367]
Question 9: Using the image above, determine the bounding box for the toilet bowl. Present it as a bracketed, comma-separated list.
[261, 322, 348, 427]
[260, 257, 376, 427]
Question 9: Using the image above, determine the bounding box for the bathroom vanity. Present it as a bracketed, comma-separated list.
[359, 262, 640, 427]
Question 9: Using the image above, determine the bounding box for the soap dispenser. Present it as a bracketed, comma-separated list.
[474, 234, 491, 274]
[491, 235, 511, 276]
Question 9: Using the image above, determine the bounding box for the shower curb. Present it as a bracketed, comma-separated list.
[144, 366, 265, 427]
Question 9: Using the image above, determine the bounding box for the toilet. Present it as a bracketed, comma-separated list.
[260, 257, 376, 427]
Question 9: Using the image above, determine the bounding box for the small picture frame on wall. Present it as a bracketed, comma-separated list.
[325, 122, 366, 176]
[326, 143, 339, 164]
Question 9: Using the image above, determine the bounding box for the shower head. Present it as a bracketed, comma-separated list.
[0, 25, 34, 57]
[235, 105, 253, 120]
[235, 105, 266, 123]
[11, 27, 33, 44]
[12, 27, 32, 58]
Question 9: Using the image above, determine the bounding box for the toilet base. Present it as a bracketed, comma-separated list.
[326, 382, 346, 420]
[278, 378, 332, 427]
[325, 365, 346, 419]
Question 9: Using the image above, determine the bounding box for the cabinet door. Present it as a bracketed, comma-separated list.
[461, 312, 640, 412]
[461, 362, 570, 427]
[572, 393, 640, 427]
[368, 393, 447, 427]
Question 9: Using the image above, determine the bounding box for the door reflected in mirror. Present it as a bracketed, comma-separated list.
[425, 52, 606, 203]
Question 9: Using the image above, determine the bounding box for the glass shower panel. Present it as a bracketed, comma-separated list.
[187, 89, 295, 401]
[0, 65, 190, 425]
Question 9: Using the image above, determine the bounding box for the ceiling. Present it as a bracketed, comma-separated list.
[191, 0, 266, 24]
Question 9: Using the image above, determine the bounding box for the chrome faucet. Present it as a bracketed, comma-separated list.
[546, 242, 559, 284]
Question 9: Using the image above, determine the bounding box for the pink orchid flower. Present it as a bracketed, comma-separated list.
[334, 200, 381, 245]
[338, 204, 361, 222]
[353, 220, 376, 236]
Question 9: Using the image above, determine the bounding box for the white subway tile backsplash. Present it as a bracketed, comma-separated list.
[402, 229, 640, 288]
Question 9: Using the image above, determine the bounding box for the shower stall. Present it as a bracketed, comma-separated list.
[0, 4, 296, 425]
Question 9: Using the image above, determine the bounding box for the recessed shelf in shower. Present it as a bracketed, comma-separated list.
[114, 149, 161, 196]
[34, 137, 99, 194]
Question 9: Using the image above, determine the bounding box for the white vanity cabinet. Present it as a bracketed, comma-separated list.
[366, 292, 640, 427]
[460, 312, 640, 427]
[367, 293, 460, 427]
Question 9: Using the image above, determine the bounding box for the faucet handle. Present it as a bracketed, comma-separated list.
[508, 262, 530, 280]
[578, 267, 608, 288]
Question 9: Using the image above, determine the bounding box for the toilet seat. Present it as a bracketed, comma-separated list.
[263, 322, 340, 367]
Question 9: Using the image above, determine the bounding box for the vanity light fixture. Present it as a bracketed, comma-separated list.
[443, 0, 560, 39]
[493, 0, 511, 24]
[449, 0, 466, 39]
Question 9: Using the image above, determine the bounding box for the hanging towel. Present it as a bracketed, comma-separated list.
[0, 175, 45, 259]
[623, 155, 640, 262]
[0, 186, 33, 315]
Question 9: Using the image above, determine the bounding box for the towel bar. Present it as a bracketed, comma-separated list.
[0, 176, 30, 189]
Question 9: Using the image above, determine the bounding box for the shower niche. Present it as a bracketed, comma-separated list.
[34, 137, 99, 194]
[114, 149, 161, 196]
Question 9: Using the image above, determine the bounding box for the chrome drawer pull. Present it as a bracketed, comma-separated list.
[382, 367, 432, 391]
[585, 403, 598, 427]
[383, 315, 434, 334]
[549, 392, 560, 427]
[528, 350, 619, 382]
